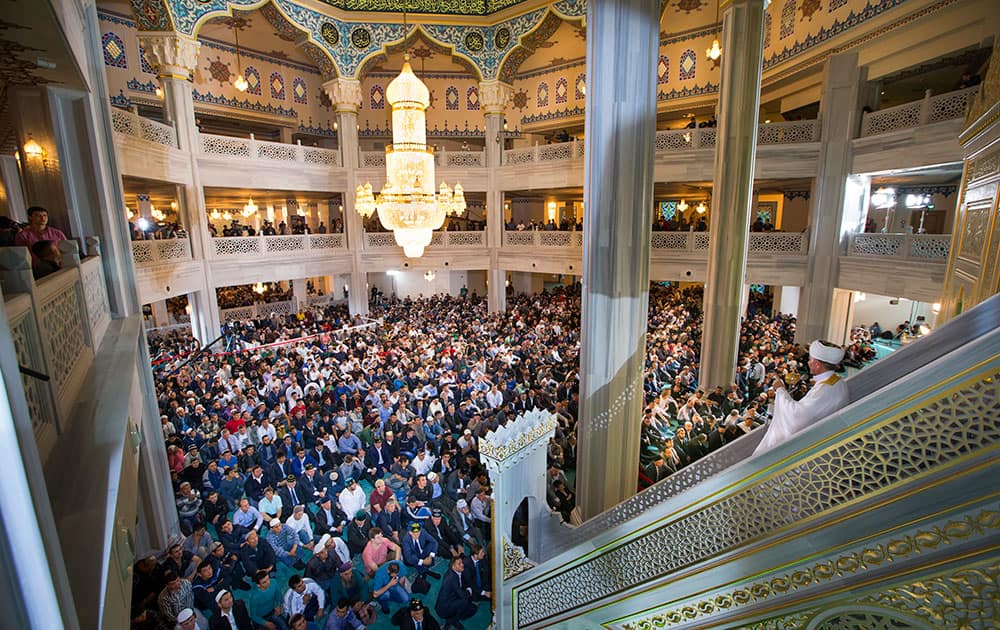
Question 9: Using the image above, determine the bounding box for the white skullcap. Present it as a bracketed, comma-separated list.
[214, 589, 230, 603]
[316, 534, 331, 551]
[809, 340, 845, 365]
[177, 608, 195, 622]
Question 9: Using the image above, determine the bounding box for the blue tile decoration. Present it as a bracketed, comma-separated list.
[555, 77, 568, 104]
[370, 84, 385, 110]
[657, 82, 719, 102]
[520, 105, 584, 125]
[575, 73, 586, 100]
[244, 66, 261, 95]
[467, 86, 480, 110]
[193, 89, 299, 118]
[446, 85, 460, 110]
[536, 81, 549, 108]
[103, 32, 127, 68]
[126, 78, 158, 95]
[679, 49, 696, 80]
[764, 13, 773, 49]
[780, 0, 796, 39]
[293, 76, 308, 104]
[763, 0, 910, 70]
[514, 58, 585, 81]
[110, 90, 131, 108]
[297, 118, 338, 138]
[270, 72, 286, 100]
[658, 55, 669, 84]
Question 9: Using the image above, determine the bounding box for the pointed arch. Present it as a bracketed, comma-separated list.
[496, 9, 583, 84]
[183, 1, 341, 79]
[355, 25, 482, 82]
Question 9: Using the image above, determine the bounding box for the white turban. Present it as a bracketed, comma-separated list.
[810, 340, 845, 365]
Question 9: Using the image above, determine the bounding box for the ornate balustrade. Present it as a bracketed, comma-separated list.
[110, 107, 178, 148]
[360, 148, 485, 169]
[505, 122, 817, 166]
[0, 239, 111, 464]
[131, 238, 192, 266]
[200, 133, 340, 166]
[220, 299, 297, 323]
[649, 231, 807, 254]
[847, 233, 951, 260]
[510, 320, 1000, 628]
[503, 230, 584, 247]
[859, 86, 979, 137]
[210, 233, 346, 260]
[364, 230, 485, 250]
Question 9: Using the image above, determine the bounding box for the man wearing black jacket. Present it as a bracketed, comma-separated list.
[209, 589, 253, 630]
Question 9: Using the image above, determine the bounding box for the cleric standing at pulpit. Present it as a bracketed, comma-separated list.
[754, 340, 850, 454]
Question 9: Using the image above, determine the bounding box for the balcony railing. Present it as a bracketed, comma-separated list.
[364, 230, 485, 249]
[110, 107, 178, 149]
[360, 148, 486, 169]
[859, 86, 979, 137]
[847, 233, 951, 260]
[220, 298, 298, 323]
[503, 230, 584, 247]
[211, 233, 346, 260]
[200, 133, 340, 166]
[1, 239, 110, 463]
[131, 238, 192, 266]
[505, 121, 819, 166]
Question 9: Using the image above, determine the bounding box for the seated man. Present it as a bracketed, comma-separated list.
[361, 527, 402, 576]
[371, 560, 410, 613]
[461, 545, 491, 602]
[247, 570, 287, 630]
[390, 598, 443, 630]
[401, 522, 440, 579]
[284, 504, 315, 548]
[282, 574, 325, 625]
[434, 557, 477, 630]
[264, 519, 307, 570]
[30, 239, 63, 279]
[323, 598, 365, 630]
[238, 530, 276, 580]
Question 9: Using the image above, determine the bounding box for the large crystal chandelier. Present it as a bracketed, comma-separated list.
[355, 57, 465, 258]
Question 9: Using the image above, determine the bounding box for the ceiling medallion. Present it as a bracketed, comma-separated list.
[494, 27, 511, 49]
[351, 27, 372, 49]
[321, 22, 340, 47]
[464, 30, 485, 52]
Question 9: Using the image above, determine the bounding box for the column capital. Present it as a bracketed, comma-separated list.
[322, 77, 363, 113]
[138, 32, 201, 80]
[479, 80, 513, 115]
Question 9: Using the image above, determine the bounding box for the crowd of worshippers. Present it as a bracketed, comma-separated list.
[637, 286, 848, 485]
[137, 284, 862, 628]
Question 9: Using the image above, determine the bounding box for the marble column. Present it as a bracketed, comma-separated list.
[796, 52, 872, 344]
[481, 81, 512, 313]
[575, 0, 659, 520]
[324, 77, 369, 317]
[698, 0, 767, 392]
[140, 32, 222, 339]
[0, 155, 27, 221]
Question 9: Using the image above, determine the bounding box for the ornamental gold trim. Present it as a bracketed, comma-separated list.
[618, 507, 1000, 629]
[514, 362, 1000, 627]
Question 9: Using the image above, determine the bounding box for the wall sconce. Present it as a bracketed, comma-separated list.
[424, 270, 436, 282]
[155, 86, 163, 98]
[23, 135, 46, 165]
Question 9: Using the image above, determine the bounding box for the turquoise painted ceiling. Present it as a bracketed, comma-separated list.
[312, 0, 536, 16]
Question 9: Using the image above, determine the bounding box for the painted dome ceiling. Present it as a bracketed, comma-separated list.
[312, 0, 539, 16]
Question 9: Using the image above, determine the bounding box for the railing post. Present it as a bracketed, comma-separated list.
[533, 142, 540, 163]
[58, 240, 81, 269]
[0, 247, 34, 294]
[903, 232, 913, 259]
[919, 89, 932, 125]
[296, 139, 304, 163]
[248, 132, 258, 159]
[693, 128, 702, 148]
[439, 145, 446, 167]
[84, 235, 101, 258]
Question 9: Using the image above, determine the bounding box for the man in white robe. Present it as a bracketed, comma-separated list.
[754, 340, 850, 454]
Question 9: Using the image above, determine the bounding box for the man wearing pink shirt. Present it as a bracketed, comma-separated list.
[15, 207, 67, 249]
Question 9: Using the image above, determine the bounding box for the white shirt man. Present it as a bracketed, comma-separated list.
[754, 340, 850, 455]
[338, 479, 366, 518]
[285, 505, 314, 541]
